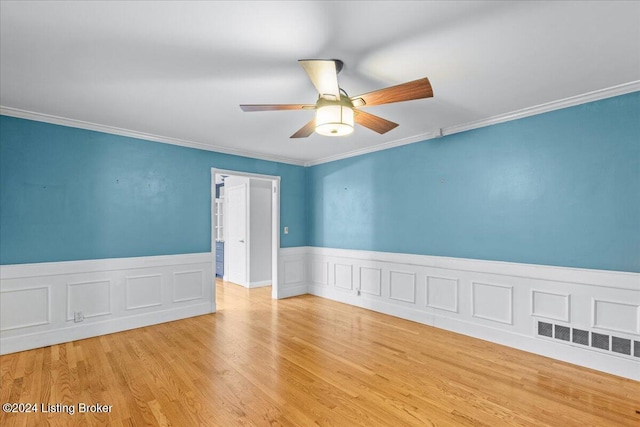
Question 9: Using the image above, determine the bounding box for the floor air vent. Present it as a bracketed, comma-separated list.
[538, 321, 553, 337]
[612, 337, 631, 355]
[572, 328, 589, 345]
[554, 325, 571, 341]
[537, 321, 638, 358]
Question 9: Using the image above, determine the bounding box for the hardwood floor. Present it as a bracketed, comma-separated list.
[1, 279, 638, 426]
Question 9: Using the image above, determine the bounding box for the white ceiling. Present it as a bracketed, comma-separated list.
[1, 1, 639, 165]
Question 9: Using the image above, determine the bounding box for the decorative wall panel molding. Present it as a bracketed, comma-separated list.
[284, 260, 304, 285]
[66, 280, 111, 321]
[471, 282, 513, 325]
[592, 298, 639, 335]
[426, 276, 458, 313]
[302, 246, 640, 380]
[311, 260, 328, 286]
[531, 290, 570, 322]
[125, 274, 162, 310]
[0, 286, 50, 331]
[0, 253, 213, 354]
[173, 270, 204, 303]
[334, 264, 353, 290]
[360, 267, 382, 296]
[389, 271, 416, 303]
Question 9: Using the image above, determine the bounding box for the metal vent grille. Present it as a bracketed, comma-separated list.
[572, 329, 589, 346]
[538, 321, 553, 337]
[554, 325, 570, 341]
[591, 332, 610, 351]
[611, 337, 631, 355]
[536, 321, 637, 358]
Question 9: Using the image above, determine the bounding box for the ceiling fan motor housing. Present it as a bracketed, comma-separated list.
[333, 59, 344, 74]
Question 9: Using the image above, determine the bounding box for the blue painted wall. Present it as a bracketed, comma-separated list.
[0, 116, 306, 264]
[2, 92, 638, 271]
[307, 92, 640, 272]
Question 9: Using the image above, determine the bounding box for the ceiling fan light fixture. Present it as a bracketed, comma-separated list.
[315, 98, 354, 137]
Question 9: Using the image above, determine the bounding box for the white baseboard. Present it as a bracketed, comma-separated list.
[1, 253, 214, 355]
[248, 280, 272, 289]
[278, 284, 310, 299]
[300, 247, 640, 380]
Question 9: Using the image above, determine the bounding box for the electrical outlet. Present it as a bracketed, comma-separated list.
[357, 289, 361, 296]
[74, 312, 84, 323]
[284, 226, 289, 234]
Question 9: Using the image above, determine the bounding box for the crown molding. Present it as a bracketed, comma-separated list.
[306, 81, 640, 166]
[0, 106, 307, 167]
[2, 81, 638, 168]
[304, 131, 437, 167]
[441, 81, 640, 136]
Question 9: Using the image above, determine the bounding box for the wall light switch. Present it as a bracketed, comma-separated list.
[284, 226, 289, 234]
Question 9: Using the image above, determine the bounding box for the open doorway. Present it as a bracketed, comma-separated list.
[211, 168, 280, 305]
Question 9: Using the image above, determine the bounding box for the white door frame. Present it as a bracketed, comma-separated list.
[211, 168, 281, 306]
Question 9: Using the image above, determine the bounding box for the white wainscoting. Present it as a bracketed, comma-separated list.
[0, 253, 214, 354]
[4, 248, 638, 380]
[297, 247, 639, 380]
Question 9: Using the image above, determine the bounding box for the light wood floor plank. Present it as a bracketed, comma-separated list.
[1, 279, 638, 426]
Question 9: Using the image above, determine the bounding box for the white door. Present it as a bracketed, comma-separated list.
[227, 183, 248, 286]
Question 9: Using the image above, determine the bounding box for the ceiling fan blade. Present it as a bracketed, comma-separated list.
[290, 118, 316, 138]
[240, 104, 314, 112]
[351, 77, 433, 107]
[299, 60, 340, 100]
[354, 110, 399, 134]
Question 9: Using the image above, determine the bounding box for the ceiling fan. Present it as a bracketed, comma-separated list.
[240, 59, 433, 138]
